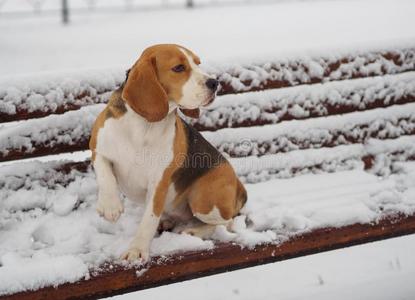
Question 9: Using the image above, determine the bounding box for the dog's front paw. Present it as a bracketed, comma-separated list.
[96, 197, 124, 223]
[121, 246, 150, 262]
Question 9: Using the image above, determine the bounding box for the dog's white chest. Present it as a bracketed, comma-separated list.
[96, 107, 176, 201]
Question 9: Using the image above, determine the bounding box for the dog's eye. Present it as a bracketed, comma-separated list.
[172, 64, 186, 73]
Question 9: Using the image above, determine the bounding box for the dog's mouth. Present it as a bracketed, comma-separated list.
[177, 93, 216, 110]
[202, 95, 215, 107]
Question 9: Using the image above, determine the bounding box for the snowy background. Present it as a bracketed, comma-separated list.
[1, 0, 415, 299]
[1, 0, 415, 77]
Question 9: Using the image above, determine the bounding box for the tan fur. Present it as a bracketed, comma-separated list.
[187, 163, 241, 220]
[152, 115, 187, 216]
[181, 47, 201, 65]
[122, 44, 201, 122]
[89, 90, 126, 162]
[168, 117, 247, 223]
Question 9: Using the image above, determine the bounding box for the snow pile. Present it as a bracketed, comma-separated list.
[231, 136, 415, 183]
[0, 69, 123, 115]
[204, 102, 415, 157]
[0, 159, 213, 295]
[1, 157, 415, 295]
[206, 47, 415, 93]
[241, 168, 415, 237]
[0, 254, 88, 294]
[0, 105, 104, 156]
[2, 86, 414, 158]
[2, 47, 414, 117]
[366, 136, 415, 176]
[231, 144, 365, 183]
[195, 72, 415, 130]
[366, 135, 415, 157]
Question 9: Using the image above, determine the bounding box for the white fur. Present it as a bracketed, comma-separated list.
[95, 104, 179, 261]
[94, 154, 124, 222]
[178, 47, 213, 109]
[194, 206, 230, 225]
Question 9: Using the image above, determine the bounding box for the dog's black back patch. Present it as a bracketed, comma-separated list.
[172, 119, 226, 194]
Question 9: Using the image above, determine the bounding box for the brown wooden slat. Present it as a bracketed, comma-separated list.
[0, 103, 91, 124]
[1, 47, 414, 123]
[220, 120, 415, 158]
[217, 51, 415, 95]
[193, 94, 415, 131]
[0, 144, 89, 163]
[2, 113, 413, 162]
[4, 214, 415, 300]
[0, 153, 359, 194]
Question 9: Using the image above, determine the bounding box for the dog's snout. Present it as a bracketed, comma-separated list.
[206, 79, 219, 91]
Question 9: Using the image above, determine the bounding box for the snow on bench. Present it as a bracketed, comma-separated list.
[1, 74, 415, 162]
[194, 72, 415, 131]
[1, 45, 414, 123]
[1, 45, 415, 300]
[1, 157, 415, 298]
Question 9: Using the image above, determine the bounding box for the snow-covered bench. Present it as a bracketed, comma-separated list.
[1, 45, 415, 300]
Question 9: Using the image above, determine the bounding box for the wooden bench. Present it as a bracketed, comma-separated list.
[1, 45, 415, 300]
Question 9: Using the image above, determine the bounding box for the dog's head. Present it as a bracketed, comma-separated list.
[122, 44, 218, 122]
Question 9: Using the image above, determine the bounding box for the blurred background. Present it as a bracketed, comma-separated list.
[0, 0, 413, 77]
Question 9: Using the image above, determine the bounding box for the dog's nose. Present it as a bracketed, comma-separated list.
[206, 78, 219, 91]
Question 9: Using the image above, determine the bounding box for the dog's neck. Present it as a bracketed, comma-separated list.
[124, 101, 178, 134]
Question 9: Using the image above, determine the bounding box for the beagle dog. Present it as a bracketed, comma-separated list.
[89, 44, 247, 262]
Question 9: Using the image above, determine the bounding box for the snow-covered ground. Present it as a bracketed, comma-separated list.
[1, 0, 415, 77]
[109, 234, 415, 300]
[0, 0, 260, 13]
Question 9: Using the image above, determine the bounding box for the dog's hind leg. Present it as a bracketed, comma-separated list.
[181, 167, 237, 239]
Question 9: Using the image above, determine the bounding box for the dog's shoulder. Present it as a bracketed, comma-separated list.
[89, 88, 127, 161]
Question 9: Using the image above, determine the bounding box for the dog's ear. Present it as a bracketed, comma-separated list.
[122, 55, 168, 122]
[180, 108, 200, 119]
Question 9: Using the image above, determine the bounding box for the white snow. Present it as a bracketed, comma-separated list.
[204, 102, 415, 156]
[0, 0, 184, 13]
[3, 49, 415, 118]
[3, 79, 415, 157]
[0, 69, 122, 115]
[208, 46, 415, 93]
[230, 144, 365, 182]
[195, 72, 415, 130]
[0, 104, 104, 156]
[1, 157, 415, 295]
[0, 253, 88, 295]
[1, 0, 415, 77]
[151, 232, 214, 256]
[109, 234, 415, 300]
[234, 133, 415, 184]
